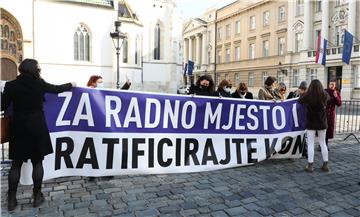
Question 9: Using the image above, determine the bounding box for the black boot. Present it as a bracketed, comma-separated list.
[304, 163, 314, 172]
[33, 188, 45, 207]
[7, 190, 17, 211]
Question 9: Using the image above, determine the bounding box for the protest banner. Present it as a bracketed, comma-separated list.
[20, 87, 306, 184]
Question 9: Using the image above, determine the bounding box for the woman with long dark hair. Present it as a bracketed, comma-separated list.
[188, 75, 215, 96]
[1, 59, 75, 211]
[298, 79, 330, 172]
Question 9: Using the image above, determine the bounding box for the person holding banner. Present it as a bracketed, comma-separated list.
[274, 82, 287, 101]
[215, 79, 232, 98]
[324, 79, 342, 151]
[298, 79, 330, 173]
[188, 75, 215, 96]
[1, 59, 75, 211]
[258, 76, 277, 100]
[231, 82, 253, 99]
[87, 75, 131, 89]
[287, 81, 307, 99]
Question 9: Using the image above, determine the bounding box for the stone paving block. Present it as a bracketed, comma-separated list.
[211, 210, 229, 217]
[321, 205, 344, 214]
[134, 208, 160, 217]
[329, 211, 355, 217]
[64, 207, 89, 217]
[224, 206, 247, 215]
[179, 208, 200, 216]
[241, 211, 264, 217]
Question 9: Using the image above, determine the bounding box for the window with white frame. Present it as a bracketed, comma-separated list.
[295, 32, 303, 52]
[278, 37, 285, 55]
[216, 74, 221, 86]
[226, 48, 230, 62]
[336, 0, 348, 6]
[235, 20, 241, 35]
[263, 40, 269, 57]
[315, 30, 321, 48]
[307, 68, 317, 81]
[217, 49, 222, 63]
[278, 6, 285, 22]
[262, 72, 268, 85]
[135, 36, 140, 65]
[225, 73, 229, 81]
[315, 0, 322, 12]
[154, 23, 161, 60]
[226, 24, 231, 39]
[248, 72, 255, 87]
[263, 11, 270, 27]
[74, 24, 91, 61]
[335, 26, 346, 46]
[277, 70, 284, 83]
[296, 0, 304, 16]
[235, 46, 240, 61]
[217, 27, 222, 41]
[235, 73, 240, 85]
[355, 66, 360, 88]
[250, 16, 256, 30]
[292, 69, 299, 87]
[249, 43, 255, 59]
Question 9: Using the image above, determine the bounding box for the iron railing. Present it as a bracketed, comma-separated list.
[335, 100, 360, 134]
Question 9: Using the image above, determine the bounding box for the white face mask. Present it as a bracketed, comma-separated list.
[96, 82, 104, 88]
[224, 87, 231, 93]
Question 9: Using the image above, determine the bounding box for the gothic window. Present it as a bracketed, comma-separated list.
[74, 24, 91, 61]
[123, 37, 128, 63]
[135, 36, 140, 65]
[154, 23, 161, 60]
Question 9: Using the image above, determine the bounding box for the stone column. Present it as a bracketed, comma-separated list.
[321, 0, 329, 39]
[348, 0, 356, 35]
[196, 34, 201, 66]
[189, 36, 193, 61]
[304, 0, 313, 49]
[202, 32, 207, 67]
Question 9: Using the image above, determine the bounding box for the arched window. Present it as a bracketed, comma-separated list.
[74, 24, 90, 61]
[154, 23, 161, 60]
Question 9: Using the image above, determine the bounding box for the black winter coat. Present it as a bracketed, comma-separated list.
[188, 85, 214, 96]
[1, 74, 72, 161]
[231, 91, 253, 99]
[298, 92, 329, 130]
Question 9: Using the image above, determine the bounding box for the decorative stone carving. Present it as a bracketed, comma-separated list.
[292, 20, 304, 33]
[331, 8, 349, 25]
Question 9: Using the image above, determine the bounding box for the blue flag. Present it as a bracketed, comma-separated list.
[342, 30, 353, 65]
[187, 60, 194, 76]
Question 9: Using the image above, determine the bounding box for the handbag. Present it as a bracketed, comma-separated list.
[1, 115, 11, 143]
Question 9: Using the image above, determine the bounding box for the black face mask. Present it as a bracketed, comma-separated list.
[240, 92, 246, 95]
[200, 85, 209, 89]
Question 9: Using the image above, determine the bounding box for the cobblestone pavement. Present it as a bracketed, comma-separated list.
[1, 134, 359, 217]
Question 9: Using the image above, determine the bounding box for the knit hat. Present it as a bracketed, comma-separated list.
[298, 81, 307, 90]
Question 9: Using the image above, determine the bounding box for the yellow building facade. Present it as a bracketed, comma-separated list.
[215, 0, 288, 93]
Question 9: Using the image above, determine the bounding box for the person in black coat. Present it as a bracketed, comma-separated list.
[231, 82, 253, 99]
[1, 59, 74, 211]
[215, 79, 232, 98]
[298, 79, 330, 173]
[188, 75, 215, 96]
[287, 81, 307, 99]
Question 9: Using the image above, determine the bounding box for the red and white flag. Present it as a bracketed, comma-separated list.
[315, 35, 327, 66]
